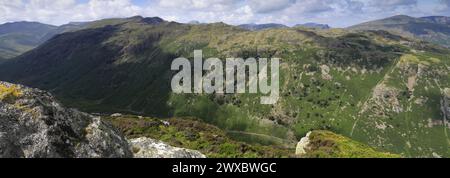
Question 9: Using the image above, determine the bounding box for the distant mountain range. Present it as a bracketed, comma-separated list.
[237, 23, 331, 31]
[0, 22, 56, 60]
[238, 23, 289, 31]
[188, 20, 202, 25]
[0, 16, 164, 62]
[294, 23, 331, 29]
[2, 14, 449, 62]
[349, 15, 450, 47]
[0, 21, 90, 62]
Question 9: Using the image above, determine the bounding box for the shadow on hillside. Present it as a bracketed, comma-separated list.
[0, 24, 178, 118]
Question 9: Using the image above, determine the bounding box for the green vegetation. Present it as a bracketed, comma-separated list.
[104, 115, 294, 158]
[302, 130, 402, 158]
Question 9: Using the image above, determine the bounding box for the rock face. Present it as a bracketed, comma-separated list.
[0, 82, 132, 158]
[0, 81, 207, 158]
[295, 131, 311, 155]
[442, 88, 450, 121]
[129, 137, 206, 158]
[295, 130, 401, 158]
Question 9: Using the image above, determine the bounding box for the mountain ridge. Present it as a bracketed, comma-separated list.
[0, 21, 57, 59]
[295, 23, 331, 29]
[238, 23, 289, 31]
[0, 16, 166, 61]
[349, 15, 450, 47]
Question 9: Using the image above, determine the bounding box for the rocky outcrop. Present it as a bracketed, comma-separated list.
[361, 83, 403, 120]
[295, 130, 401, 158]
[371, 84, 402, 113]
[442, 88, 450, 121]
[129, 137, 206, 158]
[0, 81, 206, 158]
[295, 131, 311, 155]
[0, 82, 132, 158]
[320, 65, 333, 81]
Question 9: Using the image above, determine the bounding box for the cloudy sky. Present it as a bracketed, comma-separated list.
[1, 0, 450, 27]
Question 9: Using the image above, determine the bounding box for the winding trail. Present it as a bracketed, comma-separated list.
[226, 130, 296, 148]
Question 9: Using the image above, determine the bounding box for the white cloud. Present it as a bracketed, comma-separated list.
[158, 0, 239, 11]
[370, 0, 417, 7]
[142, 0, 249, 24]
[289, 0, 334, 13]
[362, 0, 421, 13]
[248, 0, 296, 13]
[81, 0, 141, 19]
[0, 0, 449, 28]
[438, 0, 450, 10]
[0, 0, 142, 25]
[443, 0, 450, 5]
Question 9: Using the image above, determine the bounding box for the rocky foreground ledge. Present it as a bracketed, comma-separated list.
[0, 81, 205, 158]
[295, 130, 402, 158]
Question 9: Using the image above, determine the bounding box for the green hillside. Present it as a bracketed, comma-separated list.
[0, 17, 449, 158]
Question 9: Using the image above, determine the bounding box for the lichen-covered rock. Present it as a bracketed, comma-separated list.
[371, 84, 402, 113]
[295, 130, 401, 158]
[0, 81, 208, 158]
[129, 137, 206, 158]
[295, 132, 311, 155]
[0, 82, 132, 158]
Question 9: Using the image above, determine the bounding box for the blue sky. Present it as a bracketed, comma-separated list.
[1, 0, 449, 27]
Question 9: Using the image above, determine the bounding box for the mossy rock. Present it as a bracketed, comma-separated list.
[302, 130, 402, 158]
